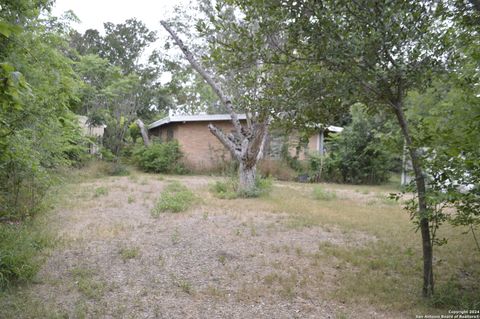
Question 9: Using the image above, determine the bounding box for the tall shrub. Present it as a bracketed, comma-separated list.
[133, 141, 185, 174]
[320, 104, 397, 184]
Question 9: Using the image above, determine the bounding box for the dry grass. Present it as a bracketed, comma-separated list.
[1, 166, 478, 318]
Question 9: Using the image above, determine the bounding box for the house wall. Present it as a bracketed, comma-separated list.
[282, 132, 317, 161]
[150, 121, 237, 170]
[77, 115, 105, 154]
[307, 134, 319, 156]
[175, 121, 236, 170]
[149, 121, 331, 170]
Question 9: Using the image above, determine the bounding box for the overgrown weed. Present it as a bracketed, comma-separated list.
[151, 182, 197, 215]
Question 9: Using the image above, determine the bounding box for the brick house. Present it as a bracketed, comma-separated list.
[148, 114, 342, 171]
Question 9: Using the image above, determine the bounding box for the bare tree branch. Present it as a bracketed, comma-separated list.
[136, 119, 150, 146]
[160, 21, 244, 138]
[208, 124, 241, 160]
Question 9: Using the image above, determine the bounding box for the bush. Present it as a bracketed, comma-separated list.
[133, 141, 186, 174]
[312, 186, 337, 200]
[100, 148, 115, 162]
[0, 223, 52, 289]
[107, 163, 130, 176]
[211, 178, 239, 199]
[151, 182, 197, 215]
[430, 278, 480, 309]
[211, 176, 273, 199]
[311, 104, 397, 185]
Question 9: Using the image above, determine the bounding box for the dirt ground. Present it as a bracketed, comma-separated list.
[25, 174, 407, 318]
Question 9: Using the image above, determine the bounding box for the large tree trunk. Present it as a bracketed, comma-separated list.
[239, 162, 256, 192]
[393, 102, 434, 297]
[161, 21, 269, 194]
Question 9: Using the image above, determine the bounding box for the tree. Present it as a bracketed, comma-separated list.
[1, 2, 86, 220]
[71, 19, 169, 157]
[70, 19, 165, 123]
[161, 21, 269, 192]
[225, 0, 455, 296]
[102, 18, 157, 74]
[405, 71, 480, 250]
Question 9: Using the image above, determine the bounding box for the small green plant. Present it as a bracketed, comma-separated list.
[94, 186, 108, 197]
[312, 186, 336, 200]
[119, 247, 140, 261]
[127, 195, 135, 203]
[158, 254, 165, 267]
[128, 174, 139, 182]
[210, 178, 238, 199]
[171, 275, 194, 294]
[250, 223, 257, 236]
[218, 254, 226, 265]
[178, 280, 193, 294]
[151, 182, 197, 215]
[107, 163, 130, 176]
[70, 267, 105, 300]
[0, 223, 52, 288]
[295, 246, 303, 256]
[171, 228, 180, 245]
[210, 176, 273, 199]
[376, 193, 397, 205]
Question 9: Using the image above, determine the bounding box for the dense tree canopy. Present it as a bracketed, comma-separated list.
[0, 0, 86, 220]
[186, 0, 478, 297]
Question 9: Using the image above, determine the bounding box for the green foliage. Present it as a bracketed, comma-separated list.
[72, 19, 167, 128]
[100, 147, 115, 162]
[151, 182, 197, 215]
[133, 141, 185, 174]
[210, 177, 241, 199]
[107, 163, 130, 176]
[317, 104, 397, 185]
[406, 74, 480, 231]
[430, 278, 480, 309]
[93, 187, 108, 197]
[211, 176, 273, 199]
[119, 247, 140, 261]
[70, 267, 105, 300]
[128, 122, 141, 142]
[0, 10, 88, 221]
[312, 186, 336, 201]
[0, 222, 52, 289]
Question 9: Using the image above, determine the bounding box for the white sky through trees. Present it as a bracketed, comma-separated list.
[53, 0, 193, 84]
[52, 0, 191, 33]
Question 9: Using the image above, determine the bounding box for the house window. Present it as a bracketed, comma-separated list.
[167, 127, 174, 141]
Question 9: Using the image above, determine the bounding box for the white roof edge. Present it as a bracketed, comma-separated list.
[326, 125, 344, 132]
[148, 114, 343, 132]
[148, 114, 247, 129]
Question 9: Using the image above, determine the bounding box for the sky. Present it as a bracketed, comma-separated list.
[52, 0, 191, 34]
[52, 0, 194, 84]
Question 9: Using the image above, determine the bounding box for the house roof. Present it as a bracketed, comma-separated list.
[148, 113, 343, 132]
[148, 114, 247, 129]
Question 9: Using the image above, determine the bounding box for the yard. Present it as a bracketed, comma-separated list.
[1, 164, 478, 318]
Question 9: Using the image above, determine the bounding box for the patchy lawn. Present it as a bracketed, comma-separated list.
[1, 166, 478, 318]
